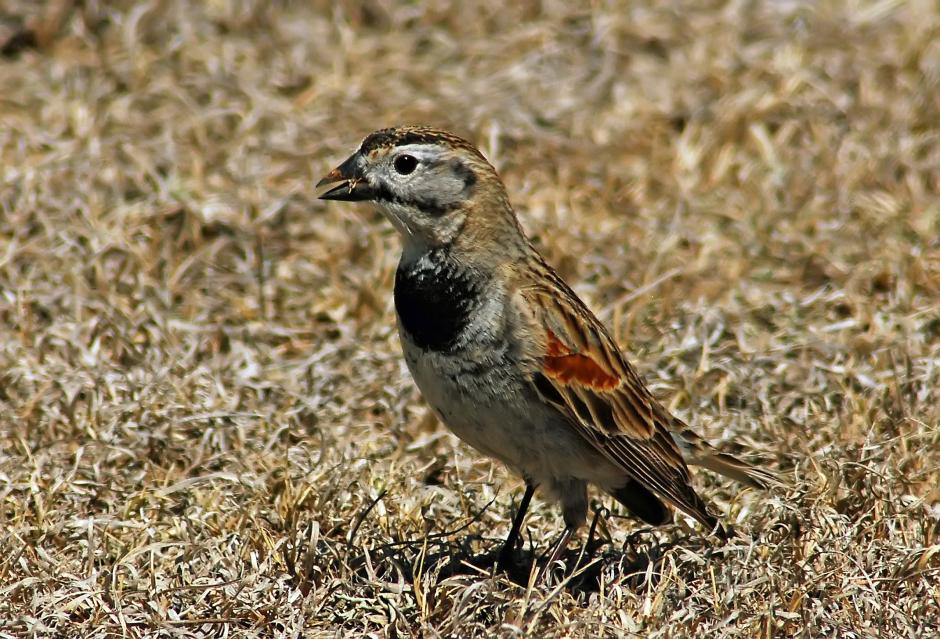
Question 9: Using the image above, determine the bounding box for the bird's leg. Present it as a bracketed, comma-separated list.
[497, 483, 535, 572]
[578, 504, 608, 567]
[535, 525, 574, 583]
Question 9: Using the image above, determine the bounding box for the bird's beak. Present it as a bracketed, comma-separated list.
[316, 153, 375, 201]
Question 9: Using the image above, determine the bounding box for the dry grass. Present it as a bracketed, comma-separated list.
[1, 1, 939, 636]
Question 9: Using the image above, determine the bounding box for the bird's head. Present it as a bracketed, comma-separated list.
[317, 127, 521, 254]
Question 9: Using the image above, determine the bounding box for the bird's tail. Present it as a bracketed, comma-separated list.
[670, 425, 782, 490]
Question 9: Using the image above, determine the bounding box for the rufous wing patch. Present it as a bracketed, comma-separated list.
[542, 329, 620, 391]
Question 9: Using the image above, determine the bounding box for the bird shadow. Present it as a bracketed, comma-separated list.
[342, 516, 717, 597]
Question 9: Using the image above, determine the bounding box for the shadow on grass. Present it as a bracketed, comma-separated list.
[282, 492, 727, 601]
[329, 515, 718, 598]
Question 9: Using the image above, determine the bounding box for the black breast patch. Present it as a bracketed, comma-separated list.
[394, 250, 484, 352]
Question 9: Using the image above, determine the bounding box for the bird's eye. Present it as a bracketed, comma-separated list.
[393, 154, 418, 175]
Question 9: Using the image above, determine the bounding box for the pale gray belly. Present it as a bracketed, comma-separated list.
[400, 335, 624, 489]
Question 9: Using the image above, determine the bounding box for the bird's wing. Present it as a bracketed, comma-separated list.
[517, 261, 718, 529]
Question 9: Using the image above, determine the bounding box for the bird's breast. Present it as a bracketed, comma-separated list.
[393, 249, 487, 352]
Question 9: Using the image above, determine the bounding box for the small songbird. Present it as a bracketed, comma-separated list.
[317, 126, 776, 573]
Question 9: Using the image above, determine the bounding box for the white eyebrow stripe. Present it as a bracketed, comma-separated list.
[392, 144, 448, 161]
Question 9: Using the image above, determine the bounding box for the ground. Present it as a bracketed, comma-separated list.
[0, 1, 938, 637]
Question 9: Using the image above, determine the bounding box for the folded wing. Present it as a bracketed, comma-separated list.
[519, 263, 722, 529]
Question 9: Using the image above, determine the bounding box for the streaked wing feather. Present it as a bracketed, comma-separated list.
[520, 268, 718, 528]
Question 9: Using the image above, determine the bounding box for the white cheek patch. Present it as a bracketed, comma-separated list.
[418, 166, 468, 207]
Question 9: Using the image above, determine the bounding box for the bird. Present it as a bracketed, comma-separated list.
[316, 126, 778, 576]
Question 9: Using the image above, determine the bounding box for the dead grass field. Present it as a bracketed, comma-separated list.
[1, 1, 939, 637]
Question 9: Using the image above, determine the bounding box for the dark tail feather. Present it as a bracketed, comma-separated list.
[612, 479, 730, 538]
[609, 479, 674, 526]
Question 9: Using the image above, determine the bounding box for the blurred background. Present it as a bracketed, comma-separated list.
[1, 1, 938, 636]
